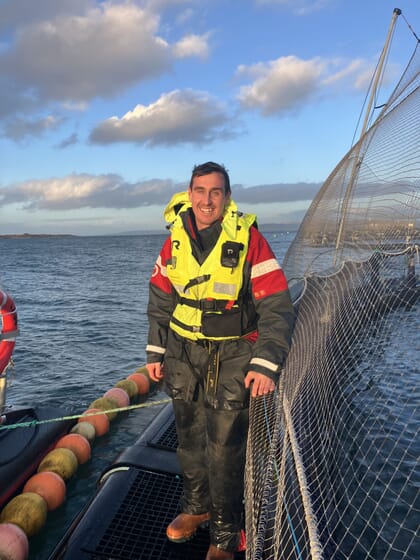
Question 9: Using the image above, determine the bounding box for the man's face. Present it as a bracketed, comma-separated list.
[188, 172, 230, 231]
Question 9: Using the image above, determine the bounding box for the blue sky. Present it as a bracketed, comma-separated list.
[0, 0, 418, 235]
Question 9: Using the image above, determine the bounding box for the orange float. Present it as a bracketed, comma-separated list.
[54, 433, 91, 465]
[79, 408, 110, 436]
[127, 372, 150, 395]
[0, 290, 18, 374]
[104, 387, 130, 408]
[23, 471, 66, 511]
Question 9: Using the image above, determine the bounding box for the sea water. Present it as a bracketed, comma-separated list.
[1, 233, 417, 558]
[0, 232, 293, 559]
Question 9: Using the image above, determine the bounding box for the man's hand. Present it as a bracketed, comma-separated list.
[146, 362, 164, 383]
[244, 371, 275, 397]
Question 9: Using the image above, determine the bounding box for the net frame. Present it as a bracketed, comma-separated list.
[245, 42, 419, 560]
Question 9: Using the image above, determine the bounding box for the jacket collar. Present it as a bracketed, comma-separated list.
[164, 191, 246, 240]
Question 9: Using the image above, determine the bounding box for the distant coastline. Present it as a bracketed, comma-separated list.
[0, 233, 77, 239]
[115, 223, 300, 236]
[0, 224, 299, 238]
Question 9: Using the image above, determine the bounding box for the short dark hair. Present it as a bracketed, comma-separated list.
[189, 161, 231, 194]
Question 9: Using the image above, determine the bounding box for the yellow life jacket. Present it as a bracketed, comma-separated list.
[164, 192, 256, 341]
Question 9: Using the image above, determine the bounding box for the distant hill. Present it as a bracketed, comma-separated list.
[259, 223, 299, 232]
[112, 230, 167, 236]
[0, 233, 77, 239]
[115, 223, 300, 236]
[0, 224, 300, 238]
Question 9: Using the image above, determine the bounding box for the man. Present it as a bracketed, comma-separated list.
[146, 162, 295, 560]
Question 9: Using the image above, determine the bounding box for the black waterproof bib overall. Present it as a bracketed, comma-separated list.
[164, 330, 252, 551]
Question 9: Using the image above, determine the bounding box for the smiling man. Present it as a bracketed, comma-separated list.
[146, 161, 295, 559]
[188, 171, 227, 230]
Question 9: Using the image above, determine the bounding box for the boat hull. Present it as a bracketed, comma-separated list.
[50, 403, 245, 560]
[0, 406, 75, 509]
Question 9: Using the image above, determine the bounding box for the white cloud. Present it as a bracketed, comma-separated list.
[0, 0, 217, 142]
[255, 0, 331, 15]
[321, 58, 373, 90]
[236, 55, 378, 116]
[0, 0, 91, 32]
[237, 56, 325, 115]
[0, 3, 170, 103]
[0, 173, 320, 212]
[0, 174, 180, 210]
[173, 33, 211, 59]
[233, 182, 320, 204]
[145, 0, 194, 9]
[89, 89, 236, 145]
[2, 115, 62, 141]
[55, 133, 79, 149]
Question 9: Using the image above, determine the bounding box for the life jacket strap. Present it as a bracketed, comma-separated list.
[171, 315, 202, 333]
[183, 274, 211, 293]
[177, 297, 236, 311]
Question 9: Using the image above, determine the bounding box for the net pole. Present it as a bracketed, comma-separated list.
[334, 8, 402, 265]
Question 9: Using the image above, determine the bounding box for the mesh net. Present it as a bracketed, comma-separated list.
[244, 43, 419, 560]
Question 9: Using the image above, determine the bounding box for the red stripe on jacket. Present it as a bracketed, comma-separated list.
[150, 227, 289, 300]
[247, 227, 289, 300]
[150, 236, 173, 294]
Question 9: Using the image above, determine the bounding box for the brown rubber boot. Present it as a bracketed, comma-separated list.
[205, 544, 235, 559]
[166, 512, 210, 543]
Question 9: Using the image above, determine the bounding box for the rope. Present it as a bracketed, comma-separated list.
[0, 398, 172, 431]
[267, 389, 304, 560]
[401, 12, 420, 43]
[283, 395, 324, 560]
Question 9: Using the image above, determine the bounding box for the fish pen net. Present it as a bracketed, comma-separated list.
[244, 44, 419, 559]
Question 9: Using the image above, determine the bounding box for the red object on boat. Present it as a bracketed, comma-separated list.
[0, 290, 18, 374]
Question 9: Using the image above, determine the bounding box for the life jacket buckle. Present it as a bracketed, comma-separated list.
[200, 299, 218, 311]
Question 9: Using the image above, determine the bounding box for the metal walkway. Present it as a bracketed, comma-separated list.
[50, 403, 245, 560]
